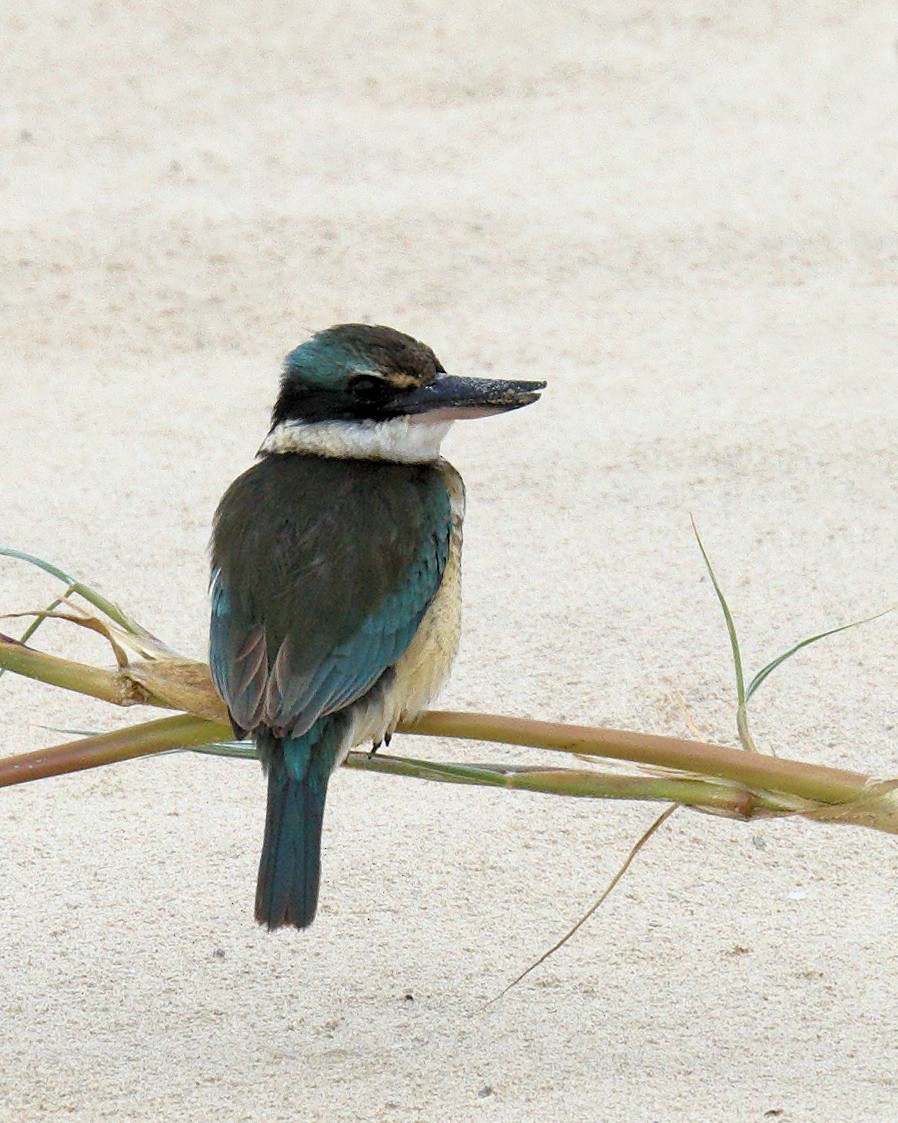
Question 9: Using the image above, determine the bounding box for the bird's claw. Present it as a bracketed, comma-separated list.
[369, 731, 392, 757]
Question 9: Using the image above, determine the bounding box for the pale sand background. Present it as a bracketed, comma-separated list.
[3, 2, 898, 1120]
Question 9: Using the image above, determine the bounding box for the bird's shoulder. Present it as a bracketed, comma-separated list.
[211, 453, 451, 645]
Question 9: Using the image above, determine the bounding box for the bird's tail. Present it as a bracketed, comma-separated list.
[254, 722, 339, 930]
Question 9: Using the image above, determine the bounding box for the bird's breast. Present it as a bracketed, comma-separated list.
[348, 460, 465, 751]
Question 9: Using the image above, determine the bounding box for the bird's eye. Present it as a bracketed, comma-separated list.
[349, 375, 389, 403]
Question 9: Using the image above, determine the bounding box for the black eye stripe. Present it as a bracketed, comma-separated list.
[349, 375, 391, 403]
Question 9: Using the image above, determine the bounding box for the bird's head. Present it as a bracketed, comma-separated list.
[261, 324, 545, 463]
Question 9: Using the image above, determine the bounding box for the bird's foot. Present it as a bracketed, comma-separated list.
[369, 731, 392, 757]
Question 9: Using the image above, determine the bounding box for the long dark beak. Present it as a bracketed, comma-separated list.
[389, 375, 546, 421]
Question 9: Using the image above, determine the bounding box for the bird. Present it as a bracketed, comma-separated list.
[209, 323, 544, 930]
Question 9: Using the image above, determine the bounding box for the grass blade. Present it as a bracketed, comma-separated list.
[0, 546, 166, 646]
[691, 518, 757, 753]
[745, 608, 895, 702]
[487, 805, 678, 1004]
[691, 517, 745, 705]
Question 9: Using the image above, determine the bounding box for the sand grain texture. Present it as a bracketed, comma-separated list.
[3, 2, 898, 1120]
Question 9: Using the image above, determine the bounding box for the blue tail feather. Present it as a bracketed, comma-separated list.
[255, 719, 342, 930]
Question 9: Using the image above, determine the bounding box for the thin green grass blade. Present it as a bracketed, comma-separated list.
[0, 546, 162, 643]
[745, 607, 896, 702]
[188, 741, 259, 760]
[0, 547, 79, 591]
[691, 518, 759, 753]
[36, 725, 103, 737]
[691, 518, 745, 704]
[30, 727, 258, 760]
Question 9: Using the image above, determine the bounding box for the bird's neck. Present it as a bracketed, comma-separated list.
[258, 416, 453, 464]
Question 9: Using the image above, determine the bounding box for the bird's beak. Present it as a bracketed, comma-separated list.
[390, 375, 546, 422]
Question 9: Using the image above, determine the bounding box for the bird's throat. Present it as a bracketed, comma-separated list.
[259, 416, 453, 463]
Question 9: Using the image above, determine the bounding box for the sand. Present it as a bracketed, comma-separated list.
[3, 2, 898, 1119]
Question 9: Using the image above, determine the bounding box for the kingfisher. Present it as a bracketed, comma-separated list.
[209, 324, 544, 930]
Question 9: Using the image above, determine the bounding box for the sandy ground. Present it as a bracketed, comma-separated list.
[3, 2, 898, 1119]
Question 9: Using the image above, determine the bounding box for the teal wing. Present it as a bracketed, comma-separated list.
[210, 455, 452, 738]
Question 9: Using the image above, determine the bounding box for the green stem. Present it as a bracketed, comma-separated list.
[0, 715, 231, 788]
[344, 752, 796, 814]
[0, 713, 795, 820]
[401, 710, 876, 808]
